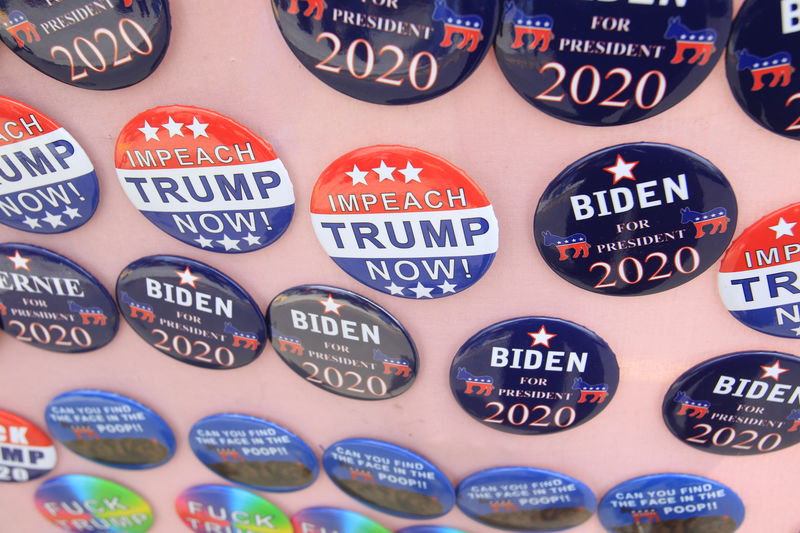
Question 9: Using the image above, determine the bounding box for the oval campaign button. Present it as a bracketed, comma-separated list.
[267, 285, 418, 400]
[450, 317, 618, 435]
[322, 438, 455, 519]
[271, 0, 500, 105]
[662, 351, 800, 456]
[457, 466, 596, 531]
[0, 409, 56, 483]
[116, 255, 266, 370]
[291, 507, 391, 533]
[176, 484, 292, 533]
[719, 203, 800, 338]
[534, 143, 737, 296]
[189, 413, 319, 492]
[115, 105, 295, 253]
[0, 0, 170, 90]
[0, 95, 99, 233]
[726, 0, 800, 140]
[0, 243, 118, 353]
[598, 473, 745, 533]
[494, 0, 731, 125]
[44, 389, 176, 469]
[311, 145, 499, 299]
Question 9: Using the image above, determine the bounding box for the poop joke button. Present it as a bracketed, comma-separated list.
[311, 145, 498, 299]
[534, 143, 737, 296]
[176, 484, 292, 533]
[115, 105, 295, 253]
[292, 507, 391, 533]
[0, 409, 56, 482]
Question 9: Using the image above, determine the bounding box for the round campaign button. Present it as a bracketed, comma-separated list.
[397, 527, 466, 533]
[175, 484, 292, 533]
[267, 285, 418, 400]
[534, 143, 737, 296]
[457, 466, 596, 531]
[663, 351, 800, 456]
[726, 0, 800, 140]
[189, 413, 319, 492]
[116, 255, 266, 370]
[322, 438, 455, 519]
[35, 474, 154, 532]
[0, 0, 170, 90]
[719, 203, 800, 338]
[494, 0, 731, 125]
[311, 145, 499, 299]
[44, 389, 175, 469]
[271, 0, 500, 105]
[450, 317, 618, 435]
[0, 243, 119, 353]
[115, 105, 295, 253]
[598, 473, 745, 533]
[0, 95, 99, 233]
[291, 507, 391, 533]
[0, 409, 56, 482]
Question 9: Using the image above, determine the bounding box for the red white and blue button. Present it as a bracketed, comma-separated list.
[0, 409, 56, 483]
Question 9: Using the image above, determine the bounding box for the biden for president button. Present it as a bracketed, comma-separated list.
[115, 105, 295, 253]
[662, 351, 800, 456]
[0, 95, 99, 233]
[0, 409, 56, 482]
[534, 142, 737, 296]
[727, 0, 800, 140]
[116, 255, 266, 369]
[267, 285, 418, 400]
[450, 316, 618, 435]
[0, 0, 170, 90]
[176, 484, 292, 533]
[291, 507, 392, 533]
[0, 243, 119, 353]
[271, 0, 500, 105]
[311, 145, 498, 299]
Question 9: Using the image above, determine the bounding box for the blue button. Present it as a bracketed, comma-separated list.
[176, 484, 293, 532]
[291, 507, 391, 533]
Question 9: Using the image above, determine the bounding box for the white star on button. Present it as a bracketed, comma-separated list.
[769, 217, 796, 239]
[162, 116, 185, 137]
[761, 360, 789, 381]
[243, 233, 261, 246]
[62, 206, 81, 219]
[792, 325, 800, 337]
[41, 211, 65, 228]
[603, 154, 638, 184]
[22, 216, 40, 229]
[216, 234, 240, 251]
[398, 161, 422, 183]
[410, 282, 433, 299]
[438, 280, 457, 294]
[186, 117, 209, 139]
[373, 160, 396, 182]
[138, 120, 160, 142]
[7, 250, 30, 271]
[318, 294, 343, 315]
[386, 282, 405, 295]
[175, 267, 200, 288]
[528, 326, 557, 347]
[195, 235, 213, 248]
[346, 164, 369, 186]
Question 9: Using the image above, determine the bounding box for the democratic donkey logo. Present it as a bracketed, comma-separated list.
[432, 0, 484, 52]
[503, 1, 553, 52]
[457, 367, 495, 396]
[2, 10, 39, 48]
[673, 391, 710, 418]
[680, 207, 729, 238]
[664, 17, 717, 66]
[542, 231, 590, 261]
[572, 377, 608, 403]
[287, 0, 327, 20]
[736, 49, 795, 91]
[374, 348, 411, 377]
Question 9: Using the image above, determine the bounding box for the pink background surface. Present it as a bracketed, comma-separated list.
[1, 0, 798, 531]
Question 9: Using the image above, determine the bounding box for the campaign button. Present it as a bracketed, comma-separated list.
[534, 143, 737, 296]
[189, 413, 319, 492]
[719, 203, 800, 338]
[45, 388, 175, 469]
[0, 0, 170, 90]
[311, 145, 499, 299]
[450, 317, 618, 435]
[456, 466, 596, 531]
[494, 0, 731, 125]
[0, 95, 99, 233]
[322, 438, 455, 519]
[116, 255, 266, 370]
[598, 473, 744, 532]
[397, 527, 466, 533]
[291, 507, 391, 533]
[663, 351, 800, 456]
[176, 484, 292, 533]
[0, 409, 56, 482]
[115, 105, 295, 253]
[0, 243, 119, 353]
[267, 285, 418, 400]
[726, 0, 800, 140]
[271, 0, 500, 105]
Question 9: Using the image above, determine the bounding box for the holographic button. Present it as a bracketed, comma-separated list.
[0, 95, 99, 233]
[0, 409, 56, 482]
[450, 317, 618, 435]
[0, 243, 119, 353]
[663, 351, 800, 456]
[598, 473, 745, 533]
[311, 145, 499, 299]
[271, 0, 500, 105]
[495, 0, 731, 125]
[457, 466, 596, 531]
[267, 285, 418, 400]
[35, 474, 154, 532]
[726, 0, 800, 140]
[322, 438, 455, 519]
[176, 484, 292, 533]
[115, 105, 295, 253]
[291, 507, 391, 533]
[0, 0, 170, 90]
[719, 203, 800, 338]
[534, 143, 737, 296]
[397, 527, 467, 533]
[116, 255, 266, 369]
[189, 413, 319, 492]
[44, 389, 175, 469]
